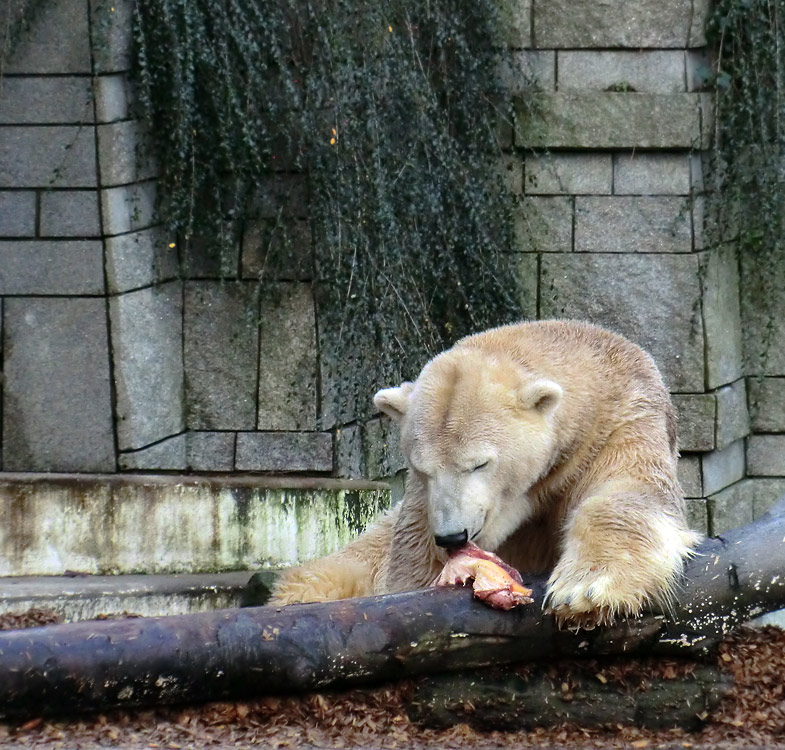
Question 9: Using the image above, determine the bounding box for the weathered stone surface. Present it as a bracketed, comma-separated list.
[0, 241, 104, 294]
[684, 497, 708, 535]
[558, 51, 686, 94]
[105, 226, 179, 293]
[515, 93, 705, 149]
[575, 197, 692, 254]
[541, 253, 704, 391]
[498, 51, 555, 93]
[94, 74, 131, 123]
[3, 0, 91, 73]
[364, 417, 406, 480]
[703, 246, 744, 389]
[708, 480, 754, 535]
[687, 50, 713, 92]
[39, 190, 101, 237]
[515, 253, 539, 320]
[90, 0, 133, 73]
[184, 282, 259, 430]
[514, 196, 572, 253]
[613, 153, 692, 195]
[747, 435, 785, 477]
[3, 297, 115, 471]
[235, 432, 333, 472]
[677, 454, 702, 498]
[181, 237, 239, 279]
[110, 281, 185, 451]
[740, 251, 785, 377]
[0, 77, 93, 124]
[715, 379, 750, 449]
[97, 121, 156, 187]
[495, 0, 532, 48]
[673, 394, 716, 452]
[534, 0, 710, 48]
[119, 435, 187, 471]
[241, 219, 313, 281]
[187, 432, 236, 472]
[750, 478, 785, 517]
[0, 191, 35, 236]
[100, 180, 157, 235]
[257, 283, 318, 430]
[335, 424, 364, 479]
[702, 439, 745, 497]
[254, 175, 309, 219]
[499, 154, 523, 196]
[748, 377, 785, 432]
[0, 126, 97, 187]
[525, 153, 611, 195]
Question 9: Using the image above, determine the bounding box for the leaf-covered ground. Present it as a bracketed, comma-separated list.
[1, 611, 784, 749]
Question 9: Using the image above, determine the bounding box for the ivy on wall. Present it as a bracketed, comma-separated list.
[132, 0, 524, 422]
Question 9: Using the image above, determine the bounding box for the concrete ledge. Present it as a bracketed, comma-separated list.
[0, 473, 390, 576]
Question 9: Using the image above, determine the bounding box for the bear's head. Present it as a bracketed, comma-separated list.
[374, 347, 563, 552]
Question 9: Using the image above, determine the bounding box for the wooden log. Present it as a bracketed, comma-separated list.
[0, 497, 784, 719]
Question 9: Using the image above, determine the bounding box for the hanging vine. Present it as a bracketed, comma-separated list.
[131, 0, 525, 422]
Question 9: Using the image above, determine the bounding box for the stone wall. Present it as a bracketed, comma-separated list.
[1, 0, 784, 534]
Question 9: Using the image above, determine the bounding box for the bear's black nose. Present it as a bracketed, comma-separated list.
[434, 530, 469, 548]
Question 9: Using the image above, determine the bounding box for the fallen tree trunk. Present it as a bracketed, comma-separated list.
[1, 498, 784, 719]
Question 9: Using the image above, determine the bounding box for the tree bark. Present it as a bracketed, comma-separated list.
[0, 497, 784, 719]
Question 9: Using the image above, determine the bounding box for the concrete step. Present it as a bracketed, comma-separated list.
[0, 570, 279, 623]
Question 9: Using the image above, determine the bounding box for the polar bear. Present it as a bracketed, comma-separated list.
[270, 320, 700, 627]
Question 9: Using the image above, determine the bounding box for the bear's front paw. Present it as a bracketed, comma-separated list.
[544, 562, 648, 631]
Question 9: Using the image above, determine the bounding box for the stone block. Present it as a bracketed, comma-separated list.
[97, 120, 156, 187]
[0, 126, 97, 188]
[100, 180, 157, 235]
[495, 0, 532, 48]
[750, 478, 785, 518]
[534, 0, 710, 48]
[702, 439, 745, 496]
[119, 435, 187, 471]
[364, 417, 406, 480]
[557, 51, 686, 94]
[514, 196, 572, 253]
[498, 51, 555, 93]
[181, 237, 239, 280]
[747, 435, 785, 477]
[110, 281, 185, 451]
[515, 93, 705, 150]
[677, 454, 702, 498]
[673, 394, 716, 452]
[39, 190, 101, 237]
[748, 377, 785, 432]
[715, 379, 750, 449]
[335, 424, 364, 479]
[186, 432, 236, 472]
[525, 153, 612, 195]
[613, 153, 692, 195]
[684, 497, 708, 535]
[499, 154, 523, 196]
[105, 226, 179, 293]
[515, 253, 539, 320]
[90, 0, 133, 73]
[241, 219, 313, 281]
[740, 251, 785, 377]
[254, 175, 309, 219]
[257, 283, 318, 430]
[703, 246, 744, 389]
[575, 197, 692, 254]
[541, 253, 704, 391]
[2, 297, 115, 471]
[0, 77, 94, 124]
[708, 480, 754, 535]
[94, 74, 131, 123]
[0, 240, 104, 294]
[235, 432, 333, 472]
[3, 0, 91, 74]
[0, 191, 35, 236]
[184, 282, 259, 430]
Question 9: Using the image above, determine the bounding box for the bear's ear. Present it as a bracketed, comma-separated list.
[374, 382, 414, 423]
[518, 378, 562, 417]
